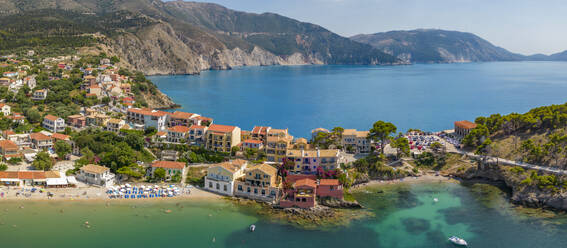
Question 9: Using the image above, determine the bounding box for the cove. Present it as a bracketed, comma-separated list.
[2, 182, 567, 247]
[150, 62, 567, 138]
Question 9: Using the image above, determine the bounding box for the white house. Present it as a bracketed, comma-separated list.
[205, 159, 248, 196]
[76, 164, 115, 186]
[32, 89, 48, 100]
[42, 114, 66, 133]
[0, 103, 11, 116]
[127, 108, 168, 131]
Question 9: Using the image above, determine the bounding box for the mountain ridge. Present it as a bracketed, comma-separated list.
[351, 29, 567, 63]
[0, 0, 400, 75]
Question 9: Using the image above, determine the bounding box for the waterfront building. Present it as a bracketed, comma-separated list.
[285, 149, 343, 174]
[205, 124, 241, 153]
[317, 179, 343, 199]
[205, 159, 248, 196]
[42, 115, 65, 133]
[341, 129, 370, 154]
[234, 163, 281, 202]
[454, 120, 477, 138]
[265, 129, 293, 163]
[149, 161, 186, 181]
[279, 178, 317, 208]
[76, 164, 115, 186]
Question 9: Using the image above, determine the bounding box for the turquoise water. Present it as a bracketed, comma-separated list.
[151, 62, 567, 138]
[1, 182, 567, 247]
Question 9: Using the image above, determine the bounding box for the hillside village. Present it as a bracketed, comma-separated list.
[0, 49, 484, 209]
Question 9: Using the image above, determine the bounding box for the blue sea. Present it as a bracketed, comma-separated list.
[150, 62, 567, 138]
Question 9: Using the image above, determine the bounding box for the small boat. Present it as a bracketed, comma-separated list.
[433, 198, 439, 202]
[448, 236, 468, 246]
[249, 224, 256, 232]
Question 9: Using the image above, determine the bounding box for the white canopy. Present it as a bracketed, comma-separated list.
[66, 176, 78, 185]
[47, 177, 68, 186]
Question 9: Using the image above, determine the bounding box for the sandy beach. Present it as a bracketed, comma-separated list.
[351, 174, 459, 190]
[0, 185, 221, 202]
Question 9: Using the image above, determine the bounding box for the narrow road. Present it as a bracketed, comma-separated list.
[442, 139, 567, 176]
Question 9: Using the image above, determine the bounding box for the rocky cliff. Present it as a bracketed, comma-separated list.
[107, 23, 320, 75]
[351, 29, 525, 63]
[456, 162, 567, 211]
[0, 0, 397, 75]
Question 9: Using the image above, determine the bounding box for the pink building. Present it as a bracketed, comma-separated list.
[317, 179, 343, 199]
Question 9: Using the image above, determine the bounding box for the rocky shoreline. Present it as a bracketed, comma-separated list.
[451, 162, 567, 211]
[229, 197, 370, 229]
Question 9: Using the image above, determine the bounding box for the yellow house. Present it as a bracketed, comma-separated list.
[205, 124, 241, 153]
[204, 159, 247, 196]
[234, 163, 281, 202]
[265, 134, 293, 163]
[285, 148, 343, 173]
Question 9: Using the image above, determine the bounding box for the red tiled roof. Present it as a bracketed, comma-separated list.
[251, 126, 270, 135]
[151, 161, 185, 170]
[170, 111, 195, 119]
[208, 124, 236, 133]
[0, 140, 18, 150]
[168, 126, 190, 133]
[0, 171, 18, 179]
[285, 174, 317, 184]
[51, 133, 70, 141]
[44, 114, 59, 121]
[3, 130, 16, 136]
[30, 132, 52, 141]
[189, 125, 206, 130]
[295, 178, 317, 188]
[454, 120, 477, 130]
[156, 131, 167, 137]
[128, 108, 168, 117]
[243, 139, 263, 144]
[319, 179, 340, 186]
[18, 171, 46, 180]
[195, 116, 212, 121]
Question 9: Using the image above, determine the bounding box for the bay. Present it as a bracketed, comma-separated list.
[1, 182, 567, 247]
[151, 62, 567, 138]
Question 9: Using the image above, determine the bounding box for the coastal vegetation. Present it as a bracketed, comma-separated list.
[462, 103, 567, 169]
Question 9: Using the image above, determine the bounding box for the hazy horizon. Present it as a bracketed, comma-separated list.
[184, 0, 567, 55]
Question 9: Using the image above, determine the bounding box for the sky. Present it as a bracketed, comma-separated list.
[183, 0, 567, 55]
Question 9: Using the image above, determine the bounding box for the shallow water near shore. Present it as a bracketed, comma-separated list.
[2, 182, 567, 247]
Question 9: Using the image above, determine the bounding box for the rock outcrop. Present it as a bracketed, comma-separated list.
[455, 162, 567, 211]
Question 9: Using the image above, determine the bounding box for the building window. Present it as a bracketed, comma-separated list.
[209, 182, 212, 188]
[223, 185, 227, 191]
[254, 188, 258, 194]
[238, 185, 243, 191]
[216, 183, 220, 190]
[247, 187, 251, 193]
[261, 189, 265, 195]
